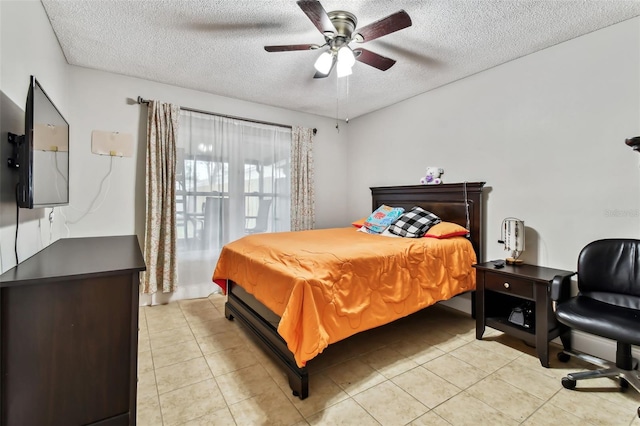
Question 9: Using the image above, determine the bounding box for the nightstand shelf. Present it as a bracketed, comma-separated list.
[474, 262, 575, 367]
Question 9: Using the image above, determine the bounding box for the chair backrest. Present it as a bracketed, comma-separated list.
[253, 199, 273, 233]
[578, 239, 640, 305]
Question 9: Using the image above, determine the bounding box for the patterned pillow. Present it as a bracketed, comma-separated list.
[362, 205, 405, 234]
[388, 207, 442, 238]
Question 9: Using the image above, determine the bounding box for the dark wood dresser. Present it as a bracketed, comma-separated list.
[0, 235, 146, 426]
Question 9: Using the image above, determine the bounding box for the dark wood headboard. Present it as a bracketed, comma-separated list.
[370, 182, 486, 262]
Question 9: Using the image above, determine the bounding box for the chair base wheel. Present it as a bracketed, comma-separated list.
[557, 351, 570, 363]
[562, 377, 576, 390]
[620, 378, 629, 389]
[637, 406, 639, 419]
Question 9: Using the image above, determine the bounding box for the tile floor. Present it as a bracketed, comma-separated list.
[137, 294, 640, 425]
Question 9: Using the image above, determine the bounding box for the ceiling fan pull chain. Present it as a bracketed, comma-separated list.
[335, 76, 340, 132]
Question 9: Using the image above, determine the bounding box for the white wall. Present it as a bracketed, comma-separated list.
[0, 1, 349, 284]
[346, 18, 640, 360]
[0, 0, 70, 272]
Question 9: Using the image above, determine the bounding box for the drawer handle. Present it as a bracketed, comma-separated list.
[503, 282, 510, 289]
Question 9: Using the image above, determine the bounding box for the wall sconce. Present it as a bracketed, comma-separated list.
[501, 217, 525, 265]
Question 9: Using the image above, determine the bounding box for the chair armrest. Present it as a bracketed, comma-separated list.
[550, 273, 574, 302]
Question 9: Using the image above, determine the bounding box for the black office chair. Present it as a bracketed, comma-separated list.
[551, 239, 640, 418]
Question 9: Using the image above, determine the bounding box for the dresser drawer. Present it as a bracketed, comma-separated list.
[484, 273, 534, 299]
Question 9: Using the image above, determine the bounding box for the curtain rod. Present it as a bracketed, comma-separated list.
[136, 96, 317, 135]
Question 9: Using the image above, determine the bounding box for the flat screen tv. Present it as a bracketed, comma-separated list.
[17, 76, 69, 208]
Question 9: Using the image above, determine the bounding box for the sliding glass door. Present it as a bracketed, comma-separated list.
[176, 110, 291, 291]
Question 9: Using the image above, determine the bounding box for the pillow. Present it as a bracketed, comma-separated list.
[362, 205, 405, 234]
[351, 216, 368, 228]
[388, 206, 441, 238]
[424, 221, 469, 239]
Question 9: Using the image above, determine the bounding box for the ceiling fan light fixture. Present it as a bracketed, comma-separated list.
[336, 60, 353, 78]
[314, 51, 334, 75]
[337, 46, 356, 67]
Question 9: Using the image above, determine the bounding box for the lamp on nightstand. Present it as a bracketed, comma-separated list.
[501, 217, 525, 265]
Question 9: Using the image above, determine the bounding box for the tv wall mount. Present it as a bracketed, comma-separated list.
[7, 132, 24, 169]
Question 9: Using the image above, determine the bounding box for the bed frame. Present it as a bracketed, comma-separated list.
[224, 182, 486, 399]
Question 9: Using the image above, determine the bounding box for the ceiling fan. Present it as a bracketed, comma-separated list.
[264, 0, 412, 79]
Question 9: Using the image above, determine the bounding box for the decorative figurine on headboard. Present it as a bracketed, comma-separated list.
[420, 167, 444, 185]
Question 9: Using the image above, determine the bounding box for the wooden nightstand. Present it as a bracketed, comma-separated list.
[474, 262, 575, 367]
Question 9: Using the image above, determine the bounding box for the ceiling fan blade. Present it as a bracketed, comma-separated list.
[354, 48, 396, 71]
[355, 10, 412, 43]
[297, 0, 335, 35]
[264, 44, 318, 52]
[313, 55, 337, 78]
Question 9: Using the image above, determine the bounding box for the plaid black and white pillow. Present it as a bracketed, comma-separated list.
[387, 207, 442, 238]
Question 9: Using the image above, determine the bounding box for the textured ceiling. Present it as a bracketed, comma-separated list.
[41, 0, 640, 120]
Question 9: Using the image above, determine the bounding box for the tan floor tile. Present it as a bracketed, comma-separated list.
[149, 325, 196, 351]
[477, 333, 538, 360]
[138, 333, 151, 353]
[179, 297, 215, 311]
[433, 392, 518, 426]
[359, 346, 420, 379]
[392, 366, 461, 409]
[137, 370, 158, 401]
[146, 304, 184, 324]
[423, 353, 489, 389]
[511, 345, 592, 379]
[145, 302, 183, 315]
[152, 339, 203, 369]
[138, 314, 148, 334]
[424, 330, 469, 353]
[306, 398, 379, 425]
[493, 362, 562, 400]
[549, 387, 638, 425]
[136, 394, 162, 426]
[585, 380, 640, 413]
[137, 298, 638, 426]
[188, 316, 231, 338]
[353, 380, 428, 426]
[325, 358, 387, 396]
[155, 357, 212, 395]
[450, 340, 516, 373]
[521, 403, 593, 426]
[185, 300, 224, 316]
[251, 348, 290, 388]
[216, 363, 282, 405]
[229, 387, 304, 426]
[204, 344, 259, 377]
[197, 329, 246, 355]
[138, 349, 154, 373]
[159, 378, 227, 426]
[305, 343, 360, 374]
[208, 292, 227, 310]
[147, 312, 189, 333]
[180, 407, 236, 426]
[287, 373, 350, 418]
[466, 374, 545, 422]
[138, 325, 149, 341]
[392, 338, 446, 365]
[408, 411, 452, 425]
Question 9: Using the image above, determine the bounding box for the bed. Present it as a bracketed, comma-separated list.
[213, 182, 485, 399]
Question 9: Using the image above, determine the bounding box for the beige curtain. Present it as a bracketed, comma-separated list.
[141, 101, 180, 294]
[291, 126, 315, 231]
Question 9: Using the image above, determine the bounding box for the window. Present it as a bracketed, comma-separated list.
[175, 110, 292, 291]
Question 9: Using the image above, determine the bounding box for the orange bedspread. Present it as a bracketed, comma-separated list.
[212, 227, 477, 367]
